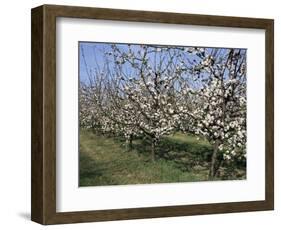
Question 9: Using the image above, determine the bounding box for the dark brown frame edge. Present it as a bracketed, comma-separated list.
[31, 4, 274, 225]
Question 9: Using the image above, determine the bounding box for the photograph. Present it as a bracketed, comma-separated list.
[78, 42, 247, 186]
[30, 4, 274, 224]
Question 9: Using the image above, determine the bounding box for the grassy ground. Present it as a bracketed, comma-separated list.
[79, 130, 215, 186]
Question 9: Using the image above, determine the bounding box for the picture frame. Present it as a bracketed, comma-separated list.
[31, 4, 274, 225]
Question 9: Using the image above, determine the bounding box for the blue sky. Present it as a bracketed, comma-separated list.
[79, 42, 246, 85]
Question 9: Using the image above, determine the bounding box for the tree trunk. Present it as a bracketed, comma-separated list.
[129, 135, 133, 149]
[125, 139, 130, 150]
[209, 140, 220, 179]
[125, 135, 133, 150]
[214, 157, 223, 178]
[151, 138, 156, 162]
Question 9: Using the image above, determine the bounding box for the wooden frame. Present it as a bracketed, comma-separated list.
[31, 4, 274, 225]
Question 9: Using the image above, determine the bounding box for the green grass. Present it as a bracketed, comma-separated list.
[79, 131, 211, 186]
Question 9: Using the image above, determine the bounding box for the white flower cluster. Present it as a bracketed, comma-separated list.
[187, 50, 247, 161]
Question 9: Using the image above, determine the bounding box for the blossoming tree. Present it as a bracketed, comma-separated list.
[102, 44, 196, 160]
[183, 48, 247, 178]
[79, 43, 247, 176]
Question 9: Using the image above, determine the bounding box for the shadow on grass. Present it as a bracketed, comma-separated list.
[79, 131, 246, 185]
[79, 151, 117, 186]
[130, 134, 213, 172]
